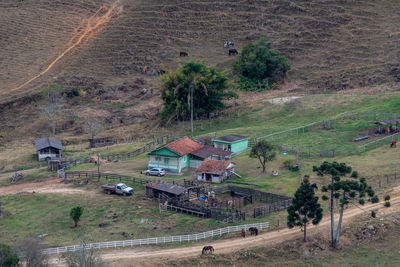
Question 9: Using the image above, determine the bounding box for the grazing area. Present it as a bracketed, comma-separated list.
[0, 0, 399, 265]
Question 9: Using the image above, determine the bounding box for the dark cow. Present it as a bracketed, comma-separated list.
[311, 183, 318, 190]
[391, 140, 397, 148]
[158, 69, 166, 75]
[202, 246, 214, 254]
[224, 41, 234, 47]
[249, 227, 258, 236]
[180, 51, 188, 57]
[229, 49, 238, 56]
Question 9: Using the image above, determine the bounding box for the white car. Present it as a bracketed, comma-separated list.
[144, 168, 166, 176]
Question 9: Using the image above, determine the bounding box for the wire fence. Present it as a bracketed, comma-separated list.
[42, 221, 270, 255]
[256, 111, 400, 157]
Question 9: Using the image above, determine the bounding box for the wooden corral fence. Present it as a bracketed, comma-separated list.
[213, 185, 292, 204]
[253, 199, 293, 218]
[64, 171, 153, 185]
[42, 221, 270, 255]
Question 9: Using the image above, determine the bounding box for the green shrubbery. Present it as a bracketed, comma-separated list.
[160, 62, 237, 121]
[233, 35, 290, 91]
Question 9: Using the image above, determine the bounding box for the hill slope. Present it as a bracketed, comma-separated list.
[0, 0, 399, 102]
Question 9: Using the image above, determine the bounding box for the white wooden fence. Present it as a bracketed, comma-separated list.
[42, 221, 269, 255]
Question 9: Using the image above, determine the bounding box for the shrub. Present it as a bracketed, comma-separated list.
[160, 61, 237, 121]
[384, 201, 391, 207]
[371, 211, 376, 218]
[384, 195, 390, 201]
[351, 171, 358, 178]
[70, 206, 84, 227]
[359, 199, 365, 205]
[233, 35, 290, 91]
[371, 195, 379, 203]
[0, 243, 19, 267]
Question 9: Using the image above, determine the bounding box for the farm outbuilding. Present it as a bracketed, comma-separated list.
[34, 137, 63, 161]
[212, 135, 249, 155]
[146, 181, 188, 202]
[88, 136, 115, 148]
[196, 159, 235, 183]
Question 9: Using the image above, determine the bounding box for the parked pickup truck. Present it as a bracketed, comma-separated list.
[101, 183, 134, 196]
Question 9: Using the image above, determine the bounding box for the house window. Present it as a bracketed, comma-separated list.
[228, 145, 231, 151]
[155, 157, 161, 162]
[164, 158, 169, 164]
[183, 155, 187, 162]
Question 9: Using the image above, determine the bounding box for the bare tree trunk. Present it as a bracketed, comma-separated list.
[51, 119, 56, 135]
[334, 192, 345, 245]
[304, 222, 307, 242]
[331, 176, 336, 247]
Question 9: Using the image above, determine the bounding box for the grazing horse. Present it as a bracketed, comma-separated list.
[249, 227, 258, 236]
[241, 229, 246, 238]
[383, 127, 390, 135]
[311, 183, 318, 190]
[229, 49, 238, 56]
[391, 140, 397, 148]
[202, 246, 214, 254]
[180, 51, 188, 57]
[224, 41, 234, 47]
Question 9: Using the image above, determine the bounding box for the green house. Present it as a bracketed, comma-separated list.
[147, 137, 204, 173]
[212, 135, 249, 155]
[148, 137, 232, 173]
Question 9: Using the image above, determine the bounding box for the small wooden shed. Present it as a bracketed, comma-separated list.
[89, 136, 115, 148]
[146, 181, 188, 202]
[35, 137, 63, 161]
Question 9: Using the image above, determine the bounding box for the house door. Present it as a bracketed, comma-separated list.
[206, 174, 212, 182]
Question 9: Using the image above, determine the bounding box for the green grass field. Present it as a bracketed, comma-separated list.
[1, 92, 400, 248]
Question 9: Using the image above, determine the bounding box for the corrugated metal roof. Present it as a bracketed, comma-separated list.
[213, 134, 249, 143]
[190, 146, 232, 159]
[152, 182, 186, 195]
[376, 117, 400, 126]
[34, 137, 63, 151]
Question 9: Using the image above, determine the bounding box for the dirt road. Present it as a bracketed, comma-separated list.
[95, 187, 400, 267]
[0, 179, 92, 196]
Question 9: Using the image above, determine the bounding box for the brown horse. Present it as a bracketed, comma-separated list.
[241, 229, 246, 238]
[202, 246, 214, 254]
[384, 127, 390, 135]
[249, 227, 258, 236]
[391, 140, 397, 148]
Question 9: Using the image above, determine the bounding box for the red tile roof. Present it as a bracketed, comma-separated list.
[161, 137, 204, 156]
[196, 159, 233, 175]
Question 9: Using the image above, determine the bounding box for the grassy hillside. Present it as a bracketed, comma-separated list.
[1, 0, 399, 102]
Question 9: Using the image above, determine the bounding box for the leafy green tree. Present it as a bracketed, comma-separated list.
[249, 140, 276, 173]
[313, 161, 377, 247]
[0, 243, 19, 267]
[70, 206, 84, 228]
[160, 62, 236, 122]
[287, 180, 323, 242]
[233, 35, 290, 91]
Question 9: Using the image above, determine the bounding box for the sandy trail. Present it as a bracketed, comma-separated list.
[95, 186, 400, 266]
[43, 186, 400, 266]
[0, 179, 91, 196]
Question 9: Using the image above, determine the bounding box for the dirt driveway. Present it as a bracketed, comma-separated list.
[0, 179, 93, 196]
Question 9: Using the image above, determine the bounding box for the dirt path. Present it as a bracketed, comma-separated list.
[0, 179, 92, 196]
[92, 186, 400, 267]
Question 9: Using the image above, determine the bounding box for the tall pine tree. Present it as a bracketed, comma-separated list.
[287, 180, 323, 242]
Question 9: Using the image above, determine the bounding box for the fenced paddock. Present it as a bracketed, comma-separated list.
[42, 221, 270, 255]
[257, 111, 400, 157]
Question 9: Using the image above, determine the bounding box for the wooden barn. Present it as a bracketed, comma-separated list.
[89, 136, 115, 148]
[146, 181, 188, 202]
[34, 137, 63, 161]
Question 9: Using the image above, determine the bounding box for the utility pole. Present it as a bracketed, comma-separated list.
[190, 82, 194, 138]
[97, 153, 100, 182]
[296, 152, 302, 184]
